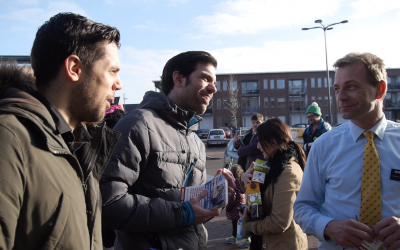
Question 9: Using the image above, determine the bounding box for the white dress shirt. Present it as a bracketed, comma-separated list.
[294, 116, 400, 249]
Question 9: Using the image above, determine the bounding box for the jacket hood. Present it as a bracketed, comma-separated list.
[0, 66, 67, 151]
[137, 91, 202, 130]
[0, 62, 36, 98]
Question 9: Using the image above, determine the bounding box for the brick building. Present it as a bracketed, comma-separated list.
[212, 68, 400, 128]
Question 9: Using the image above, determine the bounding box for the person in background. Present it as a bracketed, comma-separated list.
[240, 118, 308, 250]
[0, 12, 122, 249]
[234, 113, 265, 171]
[224, 164, 248, 245]
[294, 52, 400, 249]
[100, 51, 235, 250]
[302, 102, 332, 156]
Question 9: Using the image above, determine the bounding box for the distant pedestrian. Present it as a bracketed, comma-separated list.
[302, 102, 332, 156]
[224, 164, 248, 245]
[234, 113, 265, 171]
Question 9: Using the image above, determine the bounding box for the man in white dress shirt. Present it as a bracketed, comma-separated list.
[294, 52, 400, 250]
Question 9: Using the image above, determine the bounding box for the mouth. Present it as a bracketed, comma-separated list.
[200, 94, 211, 103]
[339, 104, 355, 112]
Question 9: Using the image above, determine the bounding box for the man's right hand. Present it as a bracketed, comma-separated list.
[324, 219, 375, 248]
[189, 189, 221, 225]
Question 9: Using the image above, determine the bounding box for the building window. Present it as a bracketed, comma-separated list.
[223, 99, 228, 109]
[264, 115, 268, 121]
[216, 81, 220, 91]
[217, 117, 222, 126]
[325, 96, 328, 106]
[318, 78, 322, 88]
[264, 97, 268, 107]
[277, 97, 286, 107]
[277, 79, 285, 89]
[224, 117, 229, 126]
[231, 80, 238, 90]
[263, 79, 268, 90]
[324, 78, 328, 88]
[223, 81, 228, 91]
[271, 97, 275, 107]
[311, 78, 315, 88]
[270, 79, 275, 89]
[318, 96, 322, 104]
[329, 77, 333, 87]
[278, 115, 286, 123]
[311, 96, 315, 102]
[242, 81, 259, 95]
[217, 99, 221, 109]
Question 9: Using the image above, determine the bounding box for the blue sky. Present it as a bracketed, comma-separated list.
[1, 0, 399, 104]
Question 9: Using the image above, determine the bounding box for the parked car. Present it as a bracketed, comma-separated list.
[290, 127, 306, 148]
[237, 127, 251, 138]
[207, 129, 227, 147]
[218, 127, 232, 138]
[223, 139, 238, 169]
[196, 129, 209, 139]
[291, 123, 309, 128]
[332, 122, 348, 129]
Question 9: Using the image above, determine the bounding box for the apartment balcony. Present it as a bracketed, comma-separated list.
[289, 105, 306, 113]
[289, 87, 306, 95]
[242, 106, 260, 114]
[387, 84, 400, 91]
[242, 89, 260, 97]
[385, 100, 400, 110]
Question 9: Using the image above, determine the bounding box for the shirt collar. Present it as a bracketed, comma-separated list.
[350, 115, 387, 142]
[32, 91, 73, 141]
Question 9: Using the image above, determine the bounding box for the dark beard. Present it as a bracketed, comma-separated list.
[70, 72, 105, 123]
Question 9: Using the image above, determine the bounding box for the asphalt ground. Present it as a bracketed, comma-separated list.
[203, 139, 319, 249]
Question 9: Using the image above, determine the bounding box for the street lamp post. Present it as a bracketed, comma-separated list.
[302, 19, 348, 124]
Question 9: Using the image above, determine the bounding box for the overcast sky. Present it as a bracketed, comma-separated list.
[1, 0, 399, 104]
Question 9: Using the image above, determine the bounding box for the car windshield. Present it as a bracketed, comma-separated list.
[198, 129, 208, 133]
[210, 130, 224, 135]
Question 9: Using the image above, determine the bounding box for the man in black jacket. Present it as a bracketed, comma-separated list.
[101, 51, 235, 250]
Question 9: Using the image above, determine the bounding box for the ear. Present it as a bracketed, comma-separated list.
[376, 80, 386, 99]
[64, 55, 82, 82]
[172, 71, 184, 88]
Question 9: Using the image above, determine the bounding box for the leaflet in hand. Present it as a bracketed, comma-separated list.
[180, 173, 228, 211]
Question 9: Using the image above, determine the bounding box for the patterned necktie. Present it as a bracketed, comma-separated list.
[359, 130, 382, 227]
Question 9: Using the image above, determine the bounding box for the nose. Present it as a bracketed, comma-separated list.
[208, 82, 217, 94]
[113, 76, 122, 91]
[257, 142, 261, 150]
[336, 87, 347, 102]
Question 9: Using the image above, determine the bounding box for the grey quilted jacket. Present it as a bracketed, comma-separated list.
[100, 91, 208, 250]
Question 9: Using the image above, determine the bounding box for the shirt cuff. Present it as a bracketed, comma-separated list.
[315, 215, 334, 242]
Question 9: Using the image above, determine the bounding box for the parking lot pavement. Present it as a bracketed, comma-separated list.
[205, 209, 319, 250]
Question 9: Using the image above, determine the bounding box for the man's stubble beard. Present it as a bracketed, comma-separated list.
[70, 71, 105, 123]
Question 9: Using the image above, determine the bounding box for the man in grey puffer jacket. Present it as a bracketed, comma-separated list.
[101, 51, 228, 250]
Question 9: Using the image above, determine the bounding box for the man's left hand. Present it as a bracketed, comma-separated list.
[373, 216, 400, 250]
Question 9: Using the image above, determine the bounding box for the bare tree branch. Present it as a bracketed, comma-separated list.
[220, 75, 240, 127]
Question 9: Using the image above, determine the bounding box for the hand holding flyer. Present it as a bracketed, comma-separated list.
[181, 173, 228, 211]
